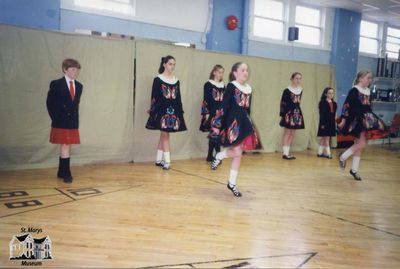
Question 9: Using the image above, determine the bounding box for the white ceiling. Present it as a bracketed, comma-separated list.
[299, 0, 400, 27]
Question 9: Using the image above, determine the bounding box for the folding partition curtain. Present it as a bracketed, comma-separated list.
[0, 25, 335, 170]
[0, 25, 135, 170]
[133, 40, 336, 162]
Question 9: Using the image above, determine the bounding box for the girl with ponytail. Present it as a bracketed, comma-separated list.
[210, 62, 262, 197]
[145, 55, 187, 170]
[337, 70, 386, 180]
[199, 64, 225, 162]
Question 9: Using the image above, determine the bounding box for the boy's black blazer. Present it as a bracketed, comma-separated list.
[46, 77, 83, 129]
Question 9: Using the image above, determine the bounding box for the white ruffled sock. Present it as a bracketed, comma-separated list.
[228, 170, 238, 186]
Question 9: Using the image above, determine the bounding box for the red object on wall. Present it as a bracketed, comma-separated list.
[227, 15, 238, 30]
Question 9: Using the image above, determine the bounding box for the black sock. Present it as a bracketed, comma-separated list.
[65, 157, 72, 178]
[57, 157, 63, 178]
[215, 143, 221, 154]
[60, 157, 72, 179]
[207, 139, 214, 159]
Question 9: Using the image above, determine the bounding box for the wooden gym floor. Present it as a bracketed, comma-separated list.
[0, 144, 399, 268]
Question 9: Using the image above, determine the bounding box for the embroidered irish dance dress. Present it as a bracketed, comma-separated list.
[199, 80, 225, 132]
[338, 86, 386, 139]
[145, 74, 187, 132]
[317, 100, 337, 137]
[279, 86, 305, 129]
[212, 81, 262, 150]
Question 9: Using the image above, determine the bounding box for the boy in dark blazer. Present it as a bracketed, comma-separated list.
[46, 59, 83, 183]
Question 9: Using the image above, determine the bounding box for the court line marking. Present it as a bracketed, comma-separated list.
[172, 167, 400, 240]
[170, 167, 226, 185]
[0, 185, 142, 219]
[0, 193, 61, 202]
[296, 251, 318, 268]
[305, 208, 400, 238]
[134, 252, 318, 269]
[55, 187, 77, 201]
[0, 183, 142, 191]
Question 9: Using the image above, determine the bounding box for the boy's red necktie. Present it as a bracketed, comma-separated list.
[69, 80, 75, 100]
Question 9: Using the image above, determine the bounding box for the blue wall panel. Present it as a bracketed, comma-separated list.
[330, 8, 361, 109]
[206, 0, 245, 54]
[0, 0, 60, 30]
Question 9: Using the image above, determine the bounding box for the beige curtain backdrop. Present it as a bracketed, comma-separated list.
[0, 25, 135, 170]
[133, 40, 336, 162]
[0, 25, 335, 170]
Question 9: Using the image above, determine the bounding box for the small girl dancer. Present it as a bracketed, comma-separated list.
[210, 62, 262, 197]
[279, 72, 305, 160]
[338, 70, 386, 180]
[317, 87, 337, 159]
[145, 55, 187, 170]
[199, 65, 225, 162]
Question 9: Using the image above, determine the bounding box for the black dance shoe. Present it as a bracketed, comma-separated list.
[162, 162, 171, 170]
[63, 175, 73, 183]
[282, 155, 296, 160]
[339, 156, 346, 170]
[155, 161, 165, 167]
[350, 170, 362, 181]
[211, 158, 222, 170]
[227, 184, 242, 197]
[318, 154, 333, 159]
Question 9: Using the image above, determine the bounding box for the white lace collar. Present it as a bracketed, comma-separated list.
[355, 85, 371, 96]
[231, 80, 252, 94]
[158, 74, 178, 84]
[208, 79, 224, 88]
[287, 86, 302, 95]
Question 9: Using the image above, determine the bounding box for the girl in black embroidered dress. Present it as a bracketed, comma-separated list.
[210, 62, 262, 197]
[317, 87, 337, 159]
[338, 70, 386, 181]
[145, 55, 187, 170]
[200, 65, 225, 162]
[279, 72, 305, 160]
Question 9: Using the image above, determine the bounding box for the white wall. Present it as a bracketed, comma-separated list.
[61, 0, 210, 32]
[358, 55, 378, 73]
[135, 0, 209, 32]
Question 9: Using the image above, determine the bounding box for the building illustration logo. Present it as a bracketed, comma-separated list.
[9, 233, 52, 261]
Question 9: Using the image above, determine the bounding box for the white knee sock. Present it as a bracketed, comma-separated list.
[228, 170, 238, 186]
[340, 148, 353, 161]
[215, 150, 227, 160]
[351, 156, 360, 172]
[156, 150, 163, 162]
[326, 146, 331, 156]
[318, 146, 324, 155]
[163, 152, 171, 163]
[283, 146, 290, 156]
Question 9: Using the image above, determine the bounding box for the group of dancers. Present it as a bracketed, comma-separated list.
[46, 57, 386, 196]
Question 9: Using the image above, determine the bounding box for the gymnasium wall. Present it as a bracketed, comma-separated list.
[60, 0, 209, 49]
[0, 0, 60, 30]
[0, 24, 135, 170]
[134, 40, 336, 162]
[0, 0, 371, 72]
[0, 24, 336, 170]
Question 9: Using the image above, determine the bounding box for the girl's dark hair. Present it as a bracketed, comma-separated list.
[209, 64, 224, 81]
[290, 72, 302, 80]
[319, 87, 334, 107]
[158, 55, 175, 74]
[229, 62, 245, 82]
